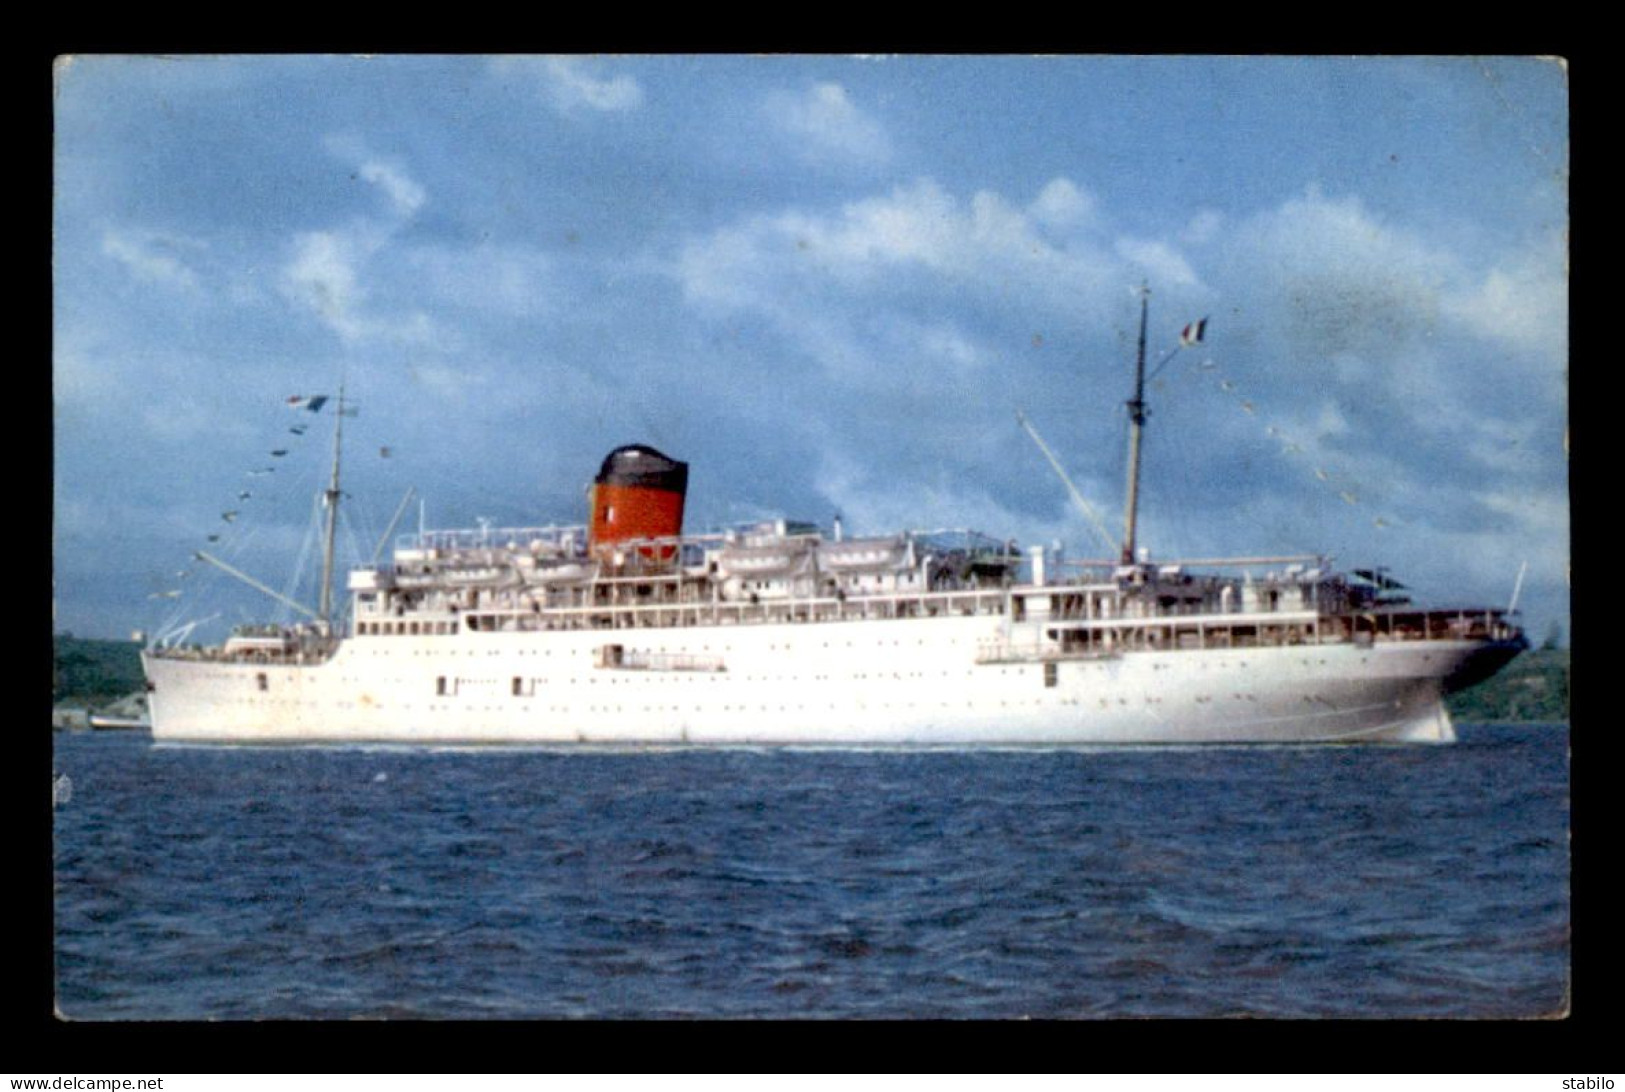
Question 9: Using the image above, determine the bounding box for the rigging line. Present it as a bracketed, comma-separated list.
[280, 492, 326, 623]
[210, 522, 263, 577]
[372, 487, 418, 565]
[162, 401, 334, 638]
[1015, 409, 1119, 556]
[335, 509, 368, 631]
[1143, 344, 1184, 385]
[336, 503, 368, 579]
[194, 550, 320, 622]
[155, 589, 203, 642]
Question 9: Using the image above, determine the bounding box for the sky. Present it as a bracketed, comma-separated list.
[52, 55, 1569, 646]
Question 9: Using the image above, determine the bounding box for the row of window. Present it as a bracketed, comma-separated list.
[356, 631, 978, 652]
[358, 620, 457, 635]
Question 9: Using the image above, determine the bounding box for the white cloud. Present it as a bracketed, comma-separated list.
[406, 361, 486, 403]
[139, 394, 223, 443]
[1421, 486, 1569, 600]
[1463, 413, 1554, 476]
[818, 178, 958, 271]
[1313, 401, 1353, 439]
[815, 448, 1075, 544]
[100, 227, 202, 291]
[322, 136, 429, 220]
[1028, 178, 1098, 233]
[358, 158, 427, 218]
[54, 336, 256, 445]
[1230, 187, 1566, 362]
[53, 334, 113, 411]
[495, 56, 643, 115]
[1113, 236, 1199, 287]
[673, 180, 1561, 553]
[1182, 209, 1224, 245]
[277, 142, 440, 345]
[916, 322, 984, 376]
[280, 229, 439, 347]
[404, 242, 554, 317]
[1441, 245, 1568, 358]
[764, 82, 890, 164]
[282, 230, 364, 338]
[677, 177, 1143, 317]
[1235, 189, 1450, 310]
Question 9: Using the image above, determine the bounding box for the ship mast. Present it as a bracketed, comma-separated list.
[1122, 284, 1150, 565]
[318, 382, 346, 628]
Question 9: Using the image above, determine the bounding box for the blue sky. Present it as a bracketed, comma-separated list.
[53, 55, 1569, 645]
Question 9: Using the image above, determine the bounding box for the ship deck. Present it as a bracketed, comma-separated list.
[147, 579, 1519, 667]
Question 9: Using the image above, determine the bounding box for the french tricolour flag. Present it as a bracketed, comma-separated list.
[1180, 318, 1208, 347]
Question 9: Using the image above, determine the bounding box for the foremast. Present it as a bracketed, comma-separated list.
[318, 382, 346, 629]
[177, 384, 353, 645]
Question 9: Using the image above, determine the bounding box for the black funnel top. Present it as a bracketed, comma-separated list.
[595, 444, 689, 493]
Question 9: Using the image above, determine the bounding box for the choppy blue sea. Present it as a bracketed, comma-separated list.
[52, 725, 1568, 1020]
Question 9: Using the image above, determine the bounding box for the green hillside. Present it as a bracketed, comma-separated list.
[1445, 647, 1570, 723]
[52, 634, 145, 706]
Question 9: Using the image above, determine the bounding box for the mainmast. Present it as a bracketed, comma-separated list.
[1122, 284, 1150, 565]
[318, 382, 345, 628]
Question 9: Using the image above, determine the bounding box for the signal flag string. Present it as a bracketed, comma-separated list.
[1161, 355, 1402, 532]
[149, 393, 334, 604]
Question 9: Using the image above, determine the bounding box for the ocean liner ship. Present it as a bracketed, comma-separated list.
[142, 296, 1527, 745]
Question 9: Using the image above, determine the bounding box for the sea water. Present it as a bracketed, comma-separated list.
[52, 725, 1569, 1019]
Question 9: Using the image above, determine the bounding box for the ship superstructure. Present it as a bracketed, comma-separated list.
[142, 296, 1527, 745]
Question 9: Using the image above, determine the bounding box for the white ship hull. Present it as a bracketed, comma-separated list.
[143, 613, 1509, 746]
